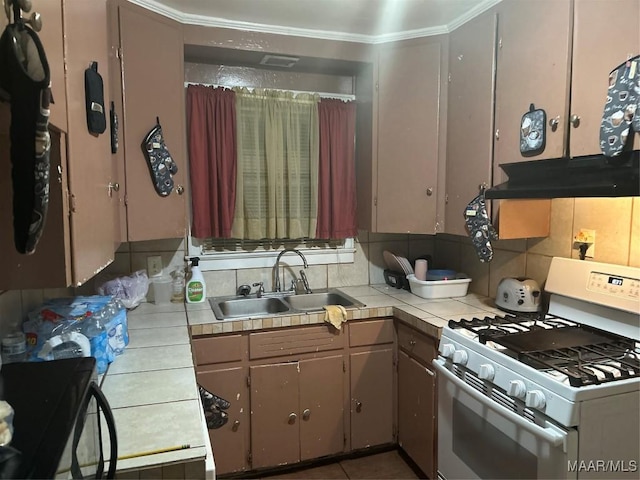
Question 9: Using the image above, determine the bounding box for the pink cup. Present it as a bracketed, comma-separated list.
[414, 259, 428, 281]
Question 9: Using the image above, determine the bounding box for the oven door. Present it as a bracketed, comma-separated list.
[434, 361, 578, 480]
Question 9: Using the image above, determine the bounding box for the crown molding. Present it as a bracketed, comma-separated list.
[446, 0, 502, 32]
[127, 0, 501, 44]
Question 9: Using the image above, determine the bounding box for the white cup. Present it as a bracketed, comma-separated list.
[152, 276, 173, 305]
[414, 259, 428, 281]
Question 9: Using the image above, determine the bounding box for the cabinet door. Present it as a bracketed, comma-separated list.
[377, 40, 442, 234]
[494, 0, 572, 178]
[299, 355, 344, 461]
[398, 351, 436, 479]
[197, 366, 249, 475]
[250, 362, 300, 468]
[445, 10, 497, 236]
[117, 4, 186, 241]
[350, 348, 394, 449]
[570, 0, 640, 156]
[64, 0, 116, 285]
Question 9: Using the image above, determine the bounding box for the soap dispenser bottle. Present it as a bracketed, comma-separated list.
[186, 257, 206, 303]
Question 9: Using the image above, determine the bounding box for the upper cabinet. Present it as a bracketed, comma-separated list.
[493, 0, 572, 177]
[1, 0, 117, 289]
[358, 37, 447, 234]
[570, 0, 640, 156]
[109, 1, 187, 242]
[445, 10, 497, 237]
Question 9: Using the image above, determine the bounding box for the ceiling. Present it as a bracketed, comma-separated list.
[129, 0, 500, 43]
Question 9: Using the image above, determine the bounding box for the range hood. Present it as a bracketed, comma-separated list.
[485, 151, 640, 199]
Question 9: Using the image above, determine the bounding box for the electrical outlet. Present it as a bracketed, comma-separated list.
[147, 255, 163, 277]
[573, 229, 596, 258]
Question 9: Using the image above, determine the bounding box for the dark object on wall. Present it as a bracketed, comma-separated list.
[84, 61, 106, 135]
[485, 151, 640, 199]
[464, 189, 498, 262]
[520, 103, 546, 156]
[109, 101, 118, 153]
[0, 12, 52, 255]
[141, 117, 178, 197]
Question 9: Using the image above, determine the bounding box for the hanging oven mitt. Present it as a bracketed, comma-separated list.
[0, 16, 52, 255]
[463, 191, 498, 263]
[519, 103, 546, 156]
[141, 117, 178, 197]
[600, 55, 639, 157]
[199, 385, 230, 430]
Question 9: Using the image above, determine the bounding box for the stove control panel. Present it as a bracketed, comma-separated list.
[452, 349, 468, 365]
[588, 271, 639, 299]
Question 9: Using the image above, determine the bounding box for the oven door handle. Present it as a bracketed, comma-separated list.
[433, 360, 567, 451]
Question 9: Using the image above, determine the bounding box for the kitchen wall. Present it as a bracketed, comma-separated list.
[1, 196, 637, 337]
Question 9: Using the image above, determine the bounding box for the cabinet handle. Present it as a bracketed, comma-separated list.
[302, 409, 311, 421]
[109, 182, 120, 192]
[232, 420, 240, 431]
[494, 129, 500, 140]
[548, 116, 560, 131]
[176, 185, 185, 195]
[57, 165, 63, 184]
[426, 187, 433, 196]
[570, 114, 581, 128]
[288, 413, 297, 424]
[409, 339, 416, 347]
[355, 401, 362, 413]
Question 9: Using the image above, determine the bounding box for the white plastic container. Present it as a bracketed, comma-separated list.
[151, 275, 173, 305]
[407, 274, 471, 299]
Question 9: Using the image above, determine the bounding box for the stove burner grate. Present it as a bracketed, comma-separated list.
[449, 313, 640, 387]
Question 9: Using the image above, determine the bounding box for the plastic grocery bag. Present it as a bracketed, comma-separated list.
[95, 270, 149, 309]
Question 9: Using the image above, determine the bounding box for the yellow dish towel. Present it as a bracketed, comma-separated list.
[324, 305, 348, 330]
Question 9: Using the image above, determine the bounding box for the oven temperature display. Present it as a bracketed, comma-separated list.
[588, 272, 639, 299]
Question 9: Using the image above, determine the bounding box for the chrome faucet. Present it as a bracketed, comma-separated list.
[273, 248, 309, 293]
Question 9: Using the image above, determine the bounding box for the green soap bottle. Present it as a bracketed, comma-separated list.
[186, 257, 206, 303]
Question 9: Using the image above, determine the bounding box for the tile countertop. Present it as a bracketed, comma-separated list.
[186, 285, 504, 339]
[100, 302, 211, 476]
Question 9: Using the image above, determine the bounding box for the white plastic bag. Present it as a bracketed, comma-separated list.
[96, 270, 149, 309]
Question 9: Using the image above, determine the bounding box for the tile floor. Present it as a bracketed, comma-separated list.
[256, 450, 423, 480]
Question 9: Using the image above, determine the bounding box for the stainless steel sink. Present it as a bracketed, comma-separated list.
[284, 291, 361, 312]
[210, 297, 290, 320]
[209, 289, 364, 320]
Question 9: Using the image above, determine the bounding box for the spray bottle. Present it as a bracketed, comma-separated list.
[186, 257, 206, 303]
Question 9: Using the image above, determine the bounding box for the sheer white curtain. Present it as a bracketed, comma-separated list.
[231, 88, 319, 240]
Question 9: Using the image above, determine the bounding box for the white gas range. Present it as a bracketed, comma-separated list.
[434, 257, 640, 480]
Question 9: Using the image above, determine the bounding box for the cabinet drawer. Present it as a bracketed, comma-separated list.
[349, 319, 395, 347]
[193, 335, 245, 365]
[396, 322, 437, 365]
[249, 325, 344, 360]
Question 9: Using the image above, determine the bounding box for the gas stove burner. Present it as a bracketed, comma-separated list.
[448, 312, 640, 387]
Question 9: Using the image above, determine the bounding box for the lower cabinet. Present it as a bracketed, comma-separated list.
[250, 355, 344, 468]
[192, 318, 435, 475]
[396, 322, 438, 479]
[349, 348, 395, 449]
[196, 366, 250, 475]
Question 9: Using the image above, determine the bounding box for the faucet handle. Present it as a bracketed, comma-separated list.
[252, 282, 265, 297]
[299, 270, 312, 294]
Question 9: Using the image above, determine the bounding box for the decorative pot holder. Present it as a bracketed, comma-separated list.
[141, 117, 178, 197]
[600, 55, 639, 158]
[0, 17, 52, 255]
[520, 103, 546, 156]
[463, 190, 498, 263]
[199, 385, 230, 429]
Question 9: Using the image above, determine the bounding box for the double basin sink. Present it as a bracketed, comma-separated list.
[209, 289, 364, 321]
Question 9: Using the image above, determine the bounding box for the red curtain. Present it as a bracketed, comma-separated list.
[316, 98, 357, 239]
[187, 85, 236, 238]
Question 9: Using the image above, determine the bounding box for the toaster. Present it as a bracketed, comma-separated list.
[495, 277, 541, 313]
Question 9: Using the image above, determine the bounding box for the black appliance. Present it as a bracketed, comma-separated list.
[0, 358, 117, 478]
[485, 151, 640, 199]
